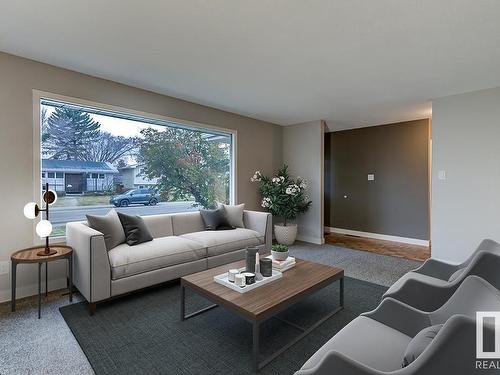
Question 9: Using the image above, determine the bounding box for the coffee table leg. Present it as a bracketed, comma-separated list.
[253, 321, 260, 372]
[180, 283, 186, 321]
[11, 262, 16, 312]
[340, 276, 344, 307]
[38, 263, 42, 319]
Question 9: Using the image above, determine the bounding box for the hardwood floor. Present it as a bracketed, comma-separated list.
[325, 232, 430, 262]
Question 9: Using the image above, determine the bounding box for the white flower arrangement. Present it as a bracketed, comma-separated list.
[251, 165, 312, 226]
[285, 184, 300, 195]
[261, 197, 272, 208]
[250, 170, 262, 182]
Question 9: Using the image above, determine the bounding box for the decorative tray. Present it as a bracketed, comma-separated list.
[213, 267, 282, 294]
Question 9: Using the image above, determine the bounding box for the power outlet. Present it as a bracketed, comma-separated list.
[0, 261, 9, 275]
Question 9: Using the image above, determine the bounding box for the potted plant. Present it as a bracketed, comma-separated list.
[251, 165, 311, 245]
[271, 244, 289, 261]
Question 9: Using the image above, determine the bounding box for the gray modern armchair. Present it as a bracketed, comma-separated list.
[383, 250, 500, 311]
[383, 239, 500, 308]
[295, 276, 500, 375]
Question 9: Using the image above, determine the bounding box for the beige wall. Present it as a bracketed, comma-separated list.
[283, 121, 325, 244]
[0, 52, 282, 301]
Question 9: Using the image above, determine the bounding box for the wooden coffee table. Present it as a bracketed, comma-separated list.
[180, 257, 344, 371]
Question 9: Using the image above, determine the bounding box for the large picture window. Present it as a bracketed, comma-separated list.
[39, 97, 234, 237]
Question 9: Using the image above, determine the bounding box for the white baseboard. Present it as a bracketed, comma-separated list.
[325, 227, 429, 247]
[0, 277, 67, 304]
[296, 234, 325, 245]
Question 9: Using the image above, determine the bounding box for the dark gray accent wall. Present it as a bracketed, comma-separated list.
[325, 119, 430, 240]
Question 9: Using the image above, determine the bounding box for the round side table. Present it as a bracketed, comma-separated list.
[11, 245, 73, 319]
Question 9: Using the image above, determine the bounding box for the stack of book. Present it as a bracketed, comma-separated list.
[266, 255, 296, 272]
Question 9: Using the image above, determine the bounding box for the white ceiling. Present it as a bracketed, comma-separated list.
[1, 1, 500, 131]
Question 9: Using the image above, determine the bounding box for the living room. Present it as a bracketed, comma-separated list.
[1, 2, 500, 375]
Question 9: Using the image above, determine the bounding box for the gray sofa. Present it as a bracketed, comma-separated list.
[66, 210, 271, 312]
[295, 275, 500, 375]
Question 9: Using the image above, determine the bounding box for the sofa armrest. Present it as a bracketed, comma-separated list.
[362, 298, 431, 337]
[66, 221, 111, 303]
[295, 351, 383, 375]
[413, 258, 459, 280]
[383, 277, 458, 312]
[243, 210, 272, 251]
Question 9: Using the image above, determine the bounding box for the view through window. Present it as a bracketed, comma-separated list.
[40, 99, 233, 237]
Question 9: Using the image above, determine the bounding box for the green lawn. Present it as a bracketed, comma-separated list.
[51, 225, 66, 237]
[53, 195, 112, 207]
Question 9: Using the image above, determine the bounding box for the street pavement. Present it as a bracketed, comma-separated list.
[50, 201, 197, 225]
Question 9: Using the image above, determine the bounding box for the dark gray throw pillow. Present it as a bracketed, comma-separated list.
[200, 208, 235, 231]
[86, 209, 126, 250]
[117, 212, 153, 246]
[402, 324, 443, 367]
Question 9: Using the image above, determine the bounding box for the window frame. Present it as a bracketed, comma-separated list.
[32, 90, 237, 243]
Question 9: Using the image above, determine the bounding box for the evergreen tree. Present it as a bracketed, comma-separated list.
[43, 107, 101, 160]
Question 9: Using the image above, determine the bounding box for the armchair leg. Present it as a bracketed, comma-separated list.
[89, 302, 97, 316]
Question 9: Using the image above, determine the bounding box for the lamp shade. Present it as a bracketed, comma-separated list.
[36, 220, 53, 238]
[44, 189, 58, 205]
[23, 202, 38, 219]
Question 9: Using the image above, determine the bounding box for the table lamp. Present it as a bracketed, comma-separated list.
[23, 182, 58, 256]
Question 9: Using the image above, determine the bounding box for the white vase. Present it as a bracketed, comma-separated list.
[274, 223, 298, 245]
[271, 250, 289, 261]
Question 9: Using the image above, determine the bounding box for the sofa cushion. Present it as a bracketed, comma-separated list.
[108, 236, 206, 279]
[171, 211, 205, 235]
[300, 316, 412, 373]
[402, 324, 443, 367]
[142, 214, 174, 238]
[180, 228, 263, 257]
[86, 209, 125, 250]
[200, 208, 234, 230]
[448, 268, 465, 282]
[220, 204, 245, 228]
[117, 212, 154, 246]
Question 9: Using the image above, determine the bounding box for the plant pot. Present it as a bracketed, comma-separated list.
[274, 223, 297, 245]
[271, 249, 289, 261]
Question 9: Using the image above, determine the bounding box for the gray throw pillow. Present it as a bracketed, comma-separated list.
[220, 203, 245, 228]
[448, 268, 465, 282]
[117, 212, 153, 246]
[402, 324, 443, 367]
[200, 208, 234, 230]
[86, 209, 126, 250]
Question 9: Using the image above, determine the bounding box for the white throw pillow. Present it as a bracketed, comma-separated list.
[220, 203, 245, 228]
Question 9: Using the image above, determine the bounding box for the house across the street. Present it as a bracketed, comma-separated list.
[118, 163, 158, 189]
[42, 159, 118, 194]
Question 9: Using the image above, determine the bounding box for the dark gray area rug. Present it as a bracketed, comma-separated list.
[60, 277, 387, 375]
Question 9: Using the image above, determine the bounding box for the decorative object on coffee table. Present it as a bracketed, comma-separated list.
[271, 244, 289, 261]
[254, 252, 264, 281]
[23, 182, 58, 256]
[213, 267, 283, 293]
[234, 273, 246, 288]
[267, 255, 296, 272]
[11, 245, 73, 319]
[228, 269, 239, 282]
[250, 165, 311, 245]
[260, 258, 272, 277]
[245, 246, 259, 272]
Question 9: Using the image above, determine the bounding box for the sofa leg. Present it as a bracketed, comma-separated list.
[89, 302, 97, 316]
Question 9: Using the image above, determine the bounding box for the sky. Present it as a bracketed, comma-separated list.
[42, 104, 165, 138]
